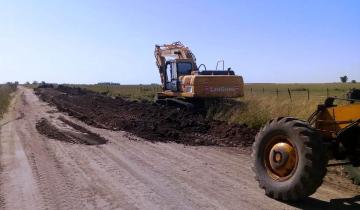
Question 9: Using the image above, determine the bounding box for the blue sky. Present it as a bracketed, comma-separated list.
[0, 0, 359, 84]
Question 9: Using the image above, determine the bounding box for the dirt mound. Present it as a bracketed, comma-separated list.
[37, 83, 54, 88]
[36, 118, 68, 141]
[35, 86, 257, 147]
[36, 117, 107, 145]
[56, 85, 94, 95]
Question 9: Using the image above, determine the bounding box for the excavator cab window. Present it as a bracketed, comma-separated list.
[177, 62, 192, 76]
[165, 63, 172, 90]
[165, 61, 179, 91]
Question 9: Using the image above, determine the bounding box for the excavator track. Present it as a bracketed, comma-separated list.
[155, 97, 194, 111]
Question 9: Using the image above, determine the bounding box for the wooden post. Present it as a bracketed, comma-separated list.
[262, 88, 265, 93]
[251, 88, 253, 95]
[307, 89, 310, 100]
[326, 88, 329, 97]
[276, 88, 279, 97]
[288, 88, 292, 101]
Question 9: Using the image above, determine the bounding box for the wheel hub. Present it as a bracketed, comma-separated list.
[268, 142, 297, 177]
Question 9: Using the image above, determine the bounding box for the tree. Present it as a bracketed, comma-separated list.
[340, 75, 348, 83]
[32, 81, 38, 85]
[351, 80, 357, 83]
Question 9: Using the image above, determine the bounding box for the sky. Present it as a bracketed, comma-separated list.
[0, 0, 359, 84]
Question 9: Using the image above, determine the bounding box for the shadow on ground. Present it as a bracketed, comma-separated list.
[287, 195, 360, 210]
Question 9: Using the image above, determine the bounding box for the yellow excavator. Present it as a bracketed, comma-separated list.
[252, 88, 360, 201]
[154, 41, 244, 109]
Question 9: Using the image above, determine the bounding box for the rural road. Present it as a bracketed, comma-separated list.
[0, 87, 359, 210]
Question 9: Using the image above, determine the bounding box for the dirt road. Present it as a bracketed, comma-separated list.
[0, 87, 359, 210]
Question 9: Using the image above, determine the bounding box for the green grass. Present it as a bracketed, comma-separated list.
[0, 84, 17, 119]
[74, 83, 360, 128]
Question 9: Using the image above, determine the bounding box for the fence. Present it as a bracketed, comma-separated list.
[84, 84, 358, 102]
[245, 87, 352, 101]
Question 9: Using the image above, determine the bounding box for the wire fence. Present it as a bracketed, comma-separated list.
[83, 84, 358, 102]
[245, 87, 352, 101]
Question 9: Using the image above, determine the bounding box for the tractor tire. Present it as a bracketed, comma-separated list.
[251, 117, 328, 201]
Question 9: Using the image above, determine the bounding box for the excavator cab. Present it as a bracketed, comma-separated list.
[164, 59, 195, 91]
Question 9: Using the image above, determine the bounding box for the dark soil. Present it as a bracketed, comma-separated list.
[36, 117, 107, 145]
[35, 85, 257, 147]
[36, 118, 68, 141]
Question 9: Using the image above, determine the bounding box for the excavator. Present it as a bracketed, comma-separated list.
[154, 41, 244, 109]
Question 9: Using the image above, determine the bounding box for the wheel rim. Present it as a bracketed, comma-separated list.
[264, 135, 298, 181]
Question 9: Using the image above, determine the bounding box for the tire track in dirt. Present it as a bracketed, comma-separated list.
[89, 145, 215, 209]
[52, 143, 138, 209]
[100, 141, 259, 209]
[19, 131, 83, 210]
[17, 90, 88, 209]
[0, 129, 5, 209]
[0, 102, 43, 209]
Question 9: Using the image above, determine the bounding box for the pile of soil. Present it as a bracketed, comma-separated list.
[35, 85, 257, 147]
[36, 117, 107, 145]
[36, 118, 67, 141]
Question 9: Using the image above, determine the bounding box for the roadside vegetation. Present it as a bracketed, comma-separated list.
[209, 83, 360, 128]
[69, 83, 360, 128]
[0, 83, 18, 118]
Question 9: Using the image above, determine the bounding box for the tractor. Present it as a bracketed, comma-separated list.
[252, 88, 360, 201]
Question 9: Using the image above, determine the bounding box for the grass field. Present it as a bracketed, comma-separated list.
[76, 83, 360, 128]
[0, 84, 17, 119]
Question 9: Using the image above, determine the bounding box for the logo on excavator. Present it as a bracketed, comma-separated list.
[206, 87, 239, 93]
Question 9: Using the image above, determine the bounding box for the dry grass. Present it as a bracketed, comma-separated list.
[0, 84, 17, 118]
[208, 95, 322, 128]
[209, 83, 360, 128]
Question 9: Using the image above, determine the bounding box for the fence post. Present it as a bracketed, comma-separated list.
[262, 88, 264, 93]
[307, 89, 310, 100]
[288, 88, 292, 101]
[326, 88, 329, 97]
[276, 88, 279, 97]
[251, 88, 253, 95]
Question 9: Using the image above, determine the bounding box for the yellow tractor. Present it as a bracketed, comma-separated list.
[252, 89, 360, 201]
[154, 42, 244, 109]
